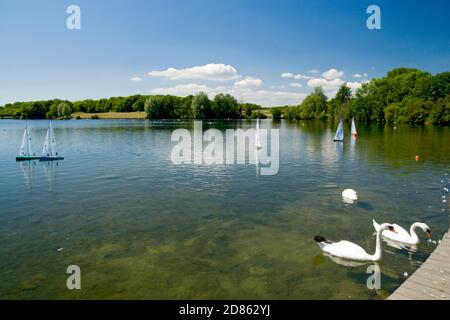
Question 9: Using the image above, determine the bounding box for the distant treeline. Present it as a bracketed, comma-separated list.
[1, 68, 449, 125]
[274, 68, 450, 125]
[0, 93, 266, 120]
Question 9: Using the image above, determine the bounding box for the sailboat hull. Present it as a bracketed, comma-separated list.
[16, 156, 40, 161]
[39, 156, 64, 161]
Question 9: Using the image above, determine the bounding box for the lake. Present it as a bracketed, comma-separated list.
[0, 119, 449, 299]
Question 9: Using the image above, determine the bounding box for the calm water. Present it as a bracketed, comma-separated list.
[0, 119, 449, 299]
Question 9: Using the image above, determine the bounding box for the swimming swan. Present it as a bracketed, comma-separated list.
[314, 222, 396, 262]
[373, 219, 431, 245]
[342, 189, 357, 203]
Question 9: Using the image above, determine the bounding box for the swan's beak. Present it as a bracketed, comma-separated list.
[425, 229, 432, 239]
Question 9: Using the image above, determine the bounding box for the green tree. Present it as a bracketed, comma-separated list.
[271, 108, 283, 119]
[145, 96, 172, 119]
[212, 94, 239, 119]
[402, 98, 433, 124]
[191, 92, 211, 119]
[384, 103, 402, 124]
[298, 87, 328, 119]
[61, 103, 72, 118]
[329, 84, 353, 119]
[334, 84, 352, 105]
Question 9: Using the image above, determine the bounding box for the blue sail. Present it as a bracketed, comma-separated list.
[334, 119, 344, 141]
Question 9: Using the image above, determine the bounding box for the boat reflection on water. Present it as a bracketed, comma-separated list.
[19, 160, 36, 190]
[42, 161, 59, 191]
[335, 139, 343, 157]
[349, 133, 356, 160]
[19, 160, 60, 190]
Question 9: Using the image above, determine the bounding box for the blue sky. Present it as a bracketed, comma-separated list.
[1, 0, 449, 106]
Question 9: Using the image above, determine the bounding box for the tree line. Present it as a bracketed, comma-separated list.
[275, 68, 450, 125]
[1, 68, 449, 125]
[0, 93, 266, 120]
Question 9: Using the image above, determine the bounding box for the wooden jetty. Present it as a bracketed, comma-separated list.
[388, 232, 450, 300]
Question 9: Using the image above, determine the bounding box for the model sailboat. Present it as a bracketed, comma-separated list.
[255, 118, 262, 149]
[40, 121, 64, 161]
[351, 117, 358, 137]
[333, 119, 344, 142]
[16, 121, 40, 161]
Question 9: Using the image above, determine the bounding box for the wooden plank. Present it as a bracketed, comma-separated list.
[401, 282, 447, 299]
[408, 268, 449, 284]
[407, 275, 449, 295]
[389, 232, 450, 300]
[390, 285, 437, 300]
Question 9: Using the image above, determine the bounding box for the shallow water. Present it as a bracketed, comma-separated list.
[0, 119, 449, 299]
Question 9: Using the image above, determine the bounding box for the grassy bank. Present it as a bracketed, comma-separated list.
[72, 110, 272, 120]
[72, 112, 146, 119]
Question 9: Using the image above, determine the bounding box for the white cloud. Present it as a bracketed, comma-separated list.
[353, 73, 369, 79]
[281, 72, 294, 78]
[148, 63, 239, 81]
[346, 81, 368, 93]
[289, 83, 303, 88]
[234, 76, 262, 88]
[322, 68, 344, 80]
[269, 85, 287, 90]
[307, 78, 344, 90]
[130, 76, 142, 82]
[293, 74, 313, 80]
[307, 78, 345, 98]
[150, 83, 227, 97]
[238, 89, 306, 107]
[281, 72, 312, 80]
[309, 69, 320, 74]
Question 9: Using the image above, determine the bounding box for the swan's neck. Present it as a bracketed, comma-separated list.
[372, 228, 384, 261]
[409, 223, 421, 243]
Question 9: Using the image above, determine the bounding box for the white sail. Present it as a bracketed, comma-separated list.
[50, 121, 57, 155]
[351, 117, 357, 136]
[26, 122, 33, 156]
[255, 118, 262, 149]
[334, 119, 344, 141]
[20, 128, 28, 156]
[42, 127, 50, 156]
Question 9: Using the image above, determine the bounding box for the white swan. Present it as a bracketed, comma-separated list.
[342, 189, 357, 204]
[373, 219, 431, 245]
[314, 222, 396, 262]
